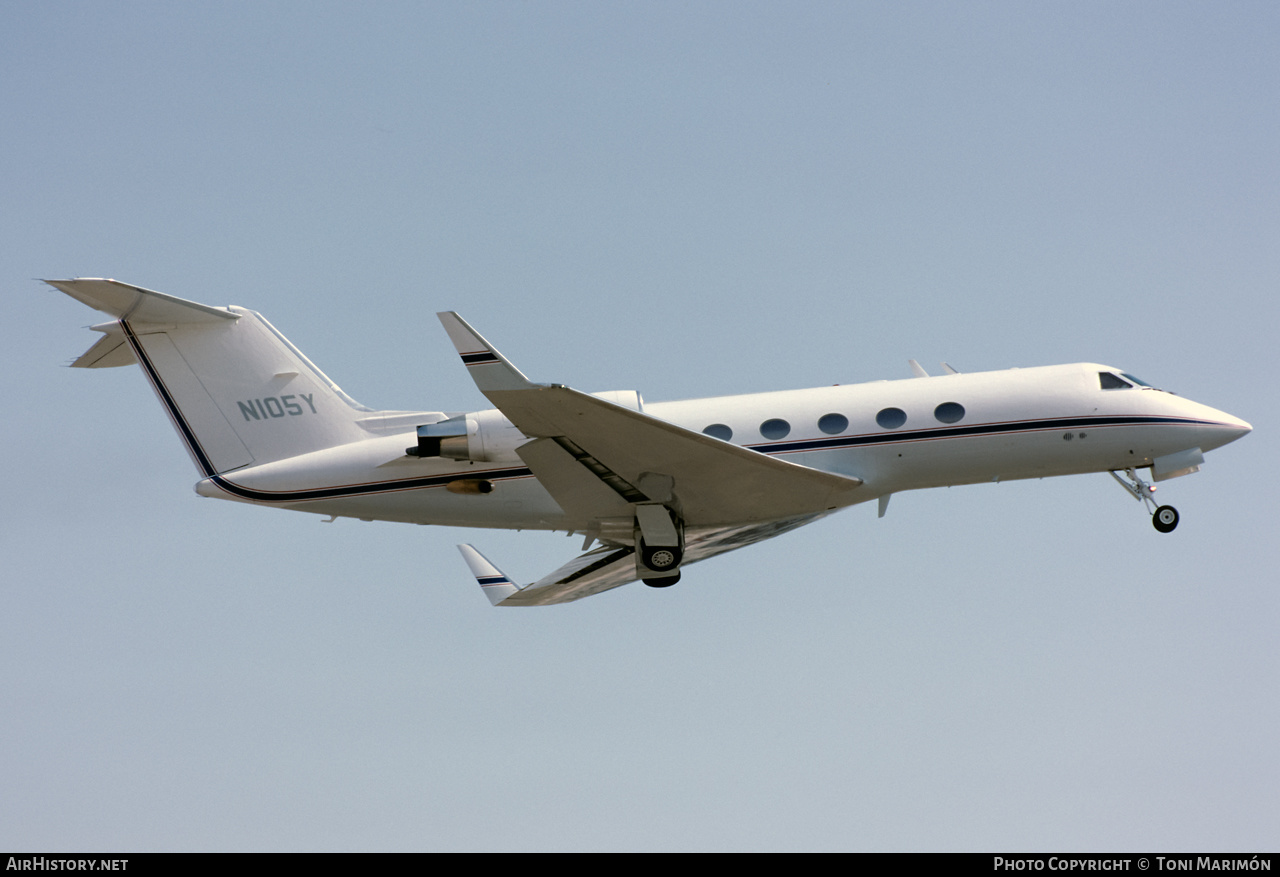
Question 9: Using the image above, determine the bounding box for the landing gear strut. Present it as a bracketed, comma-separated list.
[635, 502, 685, 587]
[1109, 467, 1180, 533]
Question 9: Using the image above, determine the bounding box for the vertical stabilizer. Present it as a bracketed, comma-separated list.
[49, 279, 371, 476]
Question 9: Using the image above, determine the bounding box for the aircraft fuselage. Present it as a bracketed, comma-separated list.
[49, 279, 1252, 603]
[195, 361, 1249, 530]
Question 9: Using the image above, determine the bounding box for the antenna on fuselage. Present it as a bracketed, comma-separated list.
[908, 359, 929, 378]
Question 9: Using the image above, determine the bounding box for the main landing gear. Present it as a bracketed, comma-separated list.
[1109, 467, 1180, 533]
[635, 502, 684, 588]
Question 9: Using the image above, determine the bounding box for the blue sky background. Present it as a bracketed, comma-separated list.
[4, 1, 1276, 851]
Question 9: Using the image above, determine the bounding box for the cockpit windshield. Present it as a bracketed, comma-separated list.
[1099, 371, 1165, 392]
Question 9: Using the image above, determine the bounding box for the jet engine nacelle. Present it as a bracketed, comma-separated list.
[410, 408, 526, 463]
[590, 389, 645, 412]
[409, 391, 642, 463]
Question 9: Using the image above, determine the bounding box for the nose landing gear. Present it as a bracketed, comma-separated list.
[1152, 504, 1180, 533]
[1109, 467, 1180, 533]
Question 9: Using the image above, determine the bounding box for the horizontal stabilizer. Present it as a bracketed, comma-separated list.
[70, 327, 137, 368]
[45, 279, 238, 325]
[51, 278, 373, 476]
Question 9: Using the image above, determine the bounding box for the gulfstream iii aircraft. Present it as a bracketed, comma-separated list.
[49, 279, 1251, 606]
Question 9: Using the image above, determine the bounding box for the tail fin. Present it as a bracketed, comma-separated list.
[49, 279, 371, 476]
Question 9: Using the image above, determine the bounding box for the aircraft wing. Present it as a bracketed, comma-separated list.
[459, 513, 826, 606]
[438, 312, 864, 605]
[437, 312, 864, 529]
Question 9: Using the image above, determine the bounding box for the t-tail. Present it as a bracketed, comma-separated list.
[47, 279, 373, 477]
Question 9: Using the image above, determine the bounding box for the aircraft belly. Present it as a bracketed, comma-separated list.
[200, 437, 573, 528]
[221, 475, 571, 528]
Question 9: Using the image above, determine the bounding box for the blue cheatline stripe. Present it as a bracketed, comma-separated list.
[461, 351, 501, 366]
[745, 414, 1217, 455]
[209, 466, 534, 503]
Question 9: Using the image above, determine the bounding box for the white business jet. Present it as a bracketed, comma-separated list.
[49, 279, 1251, 606]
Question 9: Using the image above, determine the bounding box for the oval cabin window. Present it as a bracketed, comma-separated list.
[934, 402, 965, 424]
[876, 407, 907, 429]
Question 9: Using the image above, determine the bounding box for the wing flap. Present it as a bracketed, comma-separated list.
[505, 544, 639, 605]
[516, 436, 635, 523]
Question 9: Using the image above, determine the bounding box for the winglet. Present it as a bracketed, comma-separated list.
[457, 544, 521, 606]
[436, 312, 537, 393]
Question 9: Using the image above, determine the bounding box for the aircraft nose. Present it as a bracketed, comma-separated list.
[1202, 408, 1252, 447]
[1222, 413, 1252, 443]
[1173, 396, 1252, 451]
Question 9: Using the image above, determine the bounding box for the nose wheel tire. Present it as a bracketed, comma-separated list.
[1152, 505, 1179, 533]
